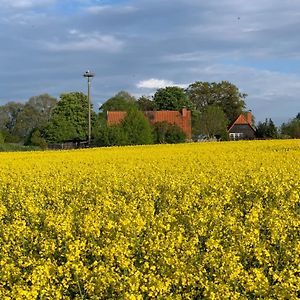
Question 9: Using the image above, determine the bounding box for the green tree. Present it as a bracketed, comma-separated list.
[45, 92, 95, 143]
[0, 131, 4, 144]
[186, 81, 246, 123]
[0, 102, 24, 142]
[137, 96, 156, 111]
[281, 118, 300, 138]
[152, 121, 169, 143]
[153, 86, 192, 111]
[26, 129, 47, 149]
[121, 109, 153, 145]
[256, 118, 278, 139]
[196, 105, 228, 139]
[0, 94, 57, 144]
[165, 124, 186, 143]
[153, 121, 186, 144]
[96, 125, 129, 147]
[100, 91, 137, 113]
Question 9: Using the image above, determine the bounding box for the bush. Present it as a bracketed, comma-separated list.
[153, 121, 186, 144]
[0, 132, 4, 144]
[121, 109, 153, 145]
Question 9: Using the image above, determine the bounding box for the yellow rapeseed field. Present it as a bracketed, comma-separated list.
[0, 140, 299, 299]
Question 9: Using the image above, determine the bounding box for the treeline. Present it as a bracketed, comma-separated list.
[255, 114, 300, 139]
[0, 81, 299, 149]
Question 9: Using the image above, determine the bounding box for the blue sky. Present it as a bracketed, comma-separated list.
[0, 0, 299, 124]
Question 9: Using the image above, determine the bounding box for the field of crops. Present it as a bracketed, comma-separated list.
[0, 140, 299, 299]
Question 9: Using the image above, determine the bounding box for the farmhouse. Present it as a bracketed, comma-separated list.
[107, 108, 192, 139]
[228, 111, 256, 140]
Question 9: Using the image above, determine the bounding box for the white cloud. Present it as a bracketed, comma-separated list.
[44, 30, 124, 52]
[137, 78, 175, 89]
[137, 78, 187, 89]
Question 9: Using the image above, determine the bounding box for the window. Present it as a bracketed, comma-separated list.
[229, 132, 244, 140]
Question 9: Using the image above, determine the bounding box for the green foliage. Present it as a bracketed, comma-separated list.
[94, 109, 153, 146]
[100, 91, 137, 113]
[137, 96, 156, 111]
[165, 124, 186, 143]
[0, 102, 24, 142]
[93, 124, 128, 147]
[121, 109, 153, 145]
[195, 105, 228, 139]
[152, 121, 169, 143]
[256, 118, 278, 139]
[0, 143, 40, 152]
[281, 117, 300, 138]
[153, 121, 186, 144]
[0, 132, 4, 144]
[153, 86, 192, 111]
[186, 81, 246, 123]
[0, 95, 57, 144]
[45, 92, 95, 143]
[26, 129, 48, 149]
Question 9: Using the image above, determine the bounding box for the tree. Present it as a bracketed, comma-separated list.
[137, 96, 156, 111]
[281, 118, 300, 138]
[0, 102, 24, 142]
[93, 124, 128, 147]
[121, 108, 153, 145]
[186, 81, 246, 123]
[45, 92, 95, 143]
[153, 122, 186, 144]
[100, 91, 137, 113]
[256, 118, 278, 139]
[94, 109, 153, 146]
[153, 121, 186, 144]
[153, 86, 192, 111]
[0, 131, 4, 144]
[26, 129, 47, 149]
[0, 95, 57, 144]
[196, 105, 228, 139]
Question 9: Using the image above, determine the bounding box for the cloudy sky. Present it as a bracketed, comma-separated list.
[0, 0, 299, 124]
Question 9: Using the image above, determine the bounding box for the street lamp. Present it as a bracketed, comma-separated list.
[83, 70, 94, 146]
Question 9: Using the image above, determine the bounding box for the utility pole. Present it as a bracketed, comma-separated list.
[83, 70, 94, 146]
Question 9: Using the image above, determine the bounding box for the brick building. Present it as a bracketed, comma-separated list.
[228, 111, 256, 140]
[107, 108, 192, 139]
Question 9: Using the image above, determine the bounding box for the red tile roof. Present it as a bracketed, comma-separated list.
[107, 111, 127, 125]
[107, 109, 192, 139]
[228, 111, 255, 132]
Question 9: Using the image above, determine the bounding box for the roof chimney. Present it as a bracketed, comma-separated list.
[247, 110, 252, 125]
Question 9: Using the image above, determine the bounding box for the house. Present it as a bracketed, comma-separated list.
[107, 108, 192, 139]
[228, 111, 256, 140]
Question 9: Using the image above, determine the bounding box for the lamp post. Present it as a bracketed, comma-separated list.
[83, 70, 94, 146]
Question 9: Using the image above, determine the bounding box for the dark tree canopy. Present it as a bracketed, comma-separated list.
[256, 118, 278, 139]
[153, 86, 192, 111]
[153, 121, 186, 144]
[186, 81, 246, 123]
[100, 91, 137, 113]
[137, 96, 156, 111]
